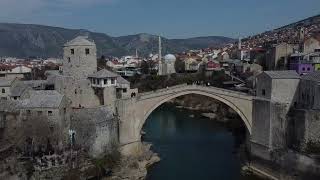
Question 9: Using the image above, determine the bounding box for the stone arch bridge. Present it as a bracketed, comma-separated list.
[116, 84, 255, 148]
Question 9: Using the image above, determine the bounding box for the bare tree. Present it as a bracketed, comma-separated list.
[13, 114, 65, 156]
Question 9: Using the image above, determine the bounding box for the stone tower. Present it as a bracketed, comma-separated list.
[54, 36, 100, 108]
[63, 36, 97, 80]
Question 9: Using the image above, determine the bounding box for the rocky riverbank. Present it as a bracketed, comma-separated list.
[0, 143, 160, 180]
[168, 94, 239, 123]
[107, 143, 160, 180]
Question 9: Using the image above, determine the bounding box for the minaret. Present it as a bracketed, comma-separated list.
[135, 48, 138, 58]
[158, 36, 163, 75]
[159, 36, 162, 62]
[238, 37, 242, 50]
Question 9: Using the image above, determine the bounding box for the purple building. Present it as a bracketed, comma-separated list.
[289, 63, 314, 75]
[289, 53, 314, 75]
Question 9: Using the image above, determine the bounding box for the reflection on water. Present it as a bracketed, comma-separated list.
[142, 104, 263, 180]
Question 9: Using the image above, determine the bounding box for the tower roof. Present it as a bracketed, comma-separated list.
[64, 36, 95, 47]
[88, 69, 119, 79]
[262, 70, 300, 79]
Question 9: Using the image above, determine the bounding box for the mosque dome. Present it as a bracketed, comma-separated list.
[164, 54, 176, 62]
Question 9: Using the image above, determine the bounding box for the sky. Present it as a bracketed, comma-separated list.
[0, 0, 319, 39]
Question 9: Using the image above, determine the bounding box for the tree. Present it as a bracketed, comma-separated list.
[255, 53, 266, 70]
[12, 115, 64, 156]
[175, 59, 185, 73]
[140, 60, 150, 74]
[97, 55, 107, 70]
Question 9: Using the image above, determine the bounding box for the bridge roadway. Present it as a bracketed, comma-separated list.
[116, 84, 255, 148]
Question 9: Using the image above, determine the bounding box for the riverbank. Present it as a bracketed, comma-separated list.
[169, 94, 239, 122]
[108, 143, 160, 180]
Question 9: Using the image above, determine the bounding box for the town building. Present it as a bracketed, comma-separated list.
[206, 60, 221, 71]
[218, 51, 230, 61]
[265, 43, 296, 70]
[184, 57, 200, 72]
[19, 90, 70, 128]
[304, 35, 320, 54]
[0, 100, 19, 130]
[256, 71, 300, 105]
[289, 52, 320, 74]
[0, 65, 32, 79]
[289, 53, 314, 75]
[88, 69, 136, 109]
[296, 71, 320, 109]
[0, 78, 17, 100]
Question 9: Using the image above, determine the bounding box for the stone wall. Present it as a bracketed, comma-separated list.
[288, 109, 320, 150]
[54, 75, 100, 108]
[71, 106, 118, 157]
[251, 99, 289, 160]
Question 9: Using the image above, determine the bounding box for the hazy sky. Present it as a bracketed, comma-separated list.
[0, 0, 319, 38]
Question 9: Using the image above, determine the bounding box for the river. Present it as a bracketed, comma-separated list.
[142, 104, 264, 180]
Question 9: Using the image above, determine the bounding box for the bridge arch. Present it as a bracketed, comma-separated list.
[137, 90, 252, 136]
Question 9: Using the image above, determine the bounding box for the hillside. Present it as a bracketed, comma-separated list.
[241, 14, 320, 47]
[275, 14, 320, 31]
[0, 23, 234, 58]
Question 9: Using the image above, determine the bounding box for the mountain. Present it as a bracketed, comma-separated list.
[114, 33, 235, 57]
[0, 23, 235, 58]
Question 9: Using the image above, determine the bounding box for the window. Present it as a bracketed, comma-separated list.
[68, 57, 71, 63]
[262, 89, 266, 96]
[64, 108, 66, 114]
[111, 78, 115, 85]
[71, 49, 74, 54]
[13, 97, 17, 100]
[123, 88, 127, 93]
[1, 97, 7, 100]
[85, 48, 90, 55]
[302, 67, 306, 71]
[97, 79, 100, 85]
[2, 88, 5, 93]
[104, 79, 108, 85]
[75, 89, 77, 94]
[37, 111, 42, 116]
[0, 74, 5, 77]
[48, 111, 53, 116]
[307, 67, 310, 71]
